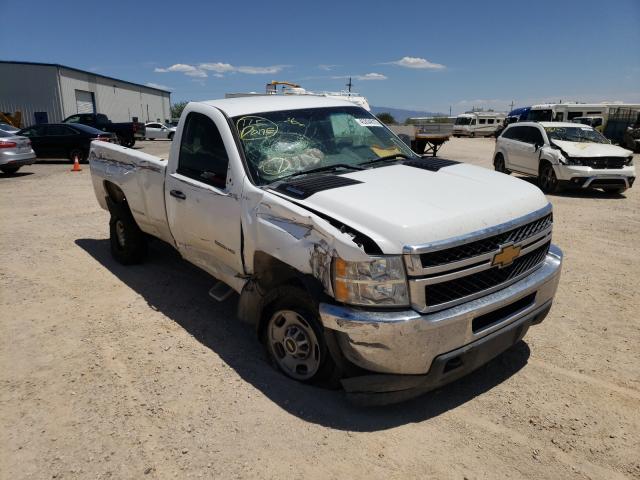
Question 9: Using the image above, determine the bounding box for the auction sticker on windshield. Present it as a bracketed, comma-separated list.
[355, 118, 383, 127]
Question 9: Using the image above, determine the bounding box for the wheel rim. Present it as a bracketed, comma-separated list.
[542, 166, 556, 190]
[115, 220, 126, 247]
[267, 310, 321, 380]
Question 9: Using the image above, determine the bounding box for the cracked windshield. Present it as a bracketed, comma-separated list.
[233, 106, 417, 185]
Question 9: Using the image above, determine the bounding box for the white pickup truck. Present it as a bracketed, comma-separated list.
[89, 96, 563, 405]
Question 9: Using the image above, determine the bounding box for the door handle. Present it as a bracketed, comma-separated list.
[170, 189, 186, 200]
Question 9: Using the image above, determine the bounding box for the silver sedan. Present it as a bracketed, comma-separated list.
[0, 130, 36, 174]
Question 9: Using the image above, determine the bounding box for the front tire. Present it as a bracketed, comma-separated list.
[494, 153, 510, 174]
[109, 204, 147, 265]
[262, 287, 340, 386]
[538, 162, 560, 194]
[168, 132, 174, 141]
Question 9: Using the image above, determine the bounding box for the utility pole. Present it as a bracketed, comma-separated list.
[346, 77, 352, 94]
[509, 100, 515, 112]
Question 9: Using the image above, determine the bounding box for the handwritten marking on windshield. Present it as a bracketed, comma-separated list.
[236, 116, 278, 141]
[284, 117, 305, 127]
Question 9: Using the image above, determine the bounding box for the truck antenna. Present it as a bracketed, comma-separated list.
[346, 77, 353, 94]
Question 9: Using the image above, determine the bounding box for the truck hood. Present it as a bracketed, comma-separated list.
[552, 140, 632, 158]
[275, 163, 550, 254]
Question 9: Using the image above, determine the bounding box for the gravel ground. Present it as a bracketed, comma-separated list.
[1, 138, 639, 479]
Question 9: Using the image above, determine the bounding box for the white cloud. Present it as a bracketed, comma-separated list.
[318, 64, 339, 71]
[154, 63, 207, 77]
[155, 62, 286, 79]
[332, 73, 388, 81]
[145, 82, 171, 91]
[355, 72, 387, 81]
[387, 56, 445, 70]
[198, 62, 235, 73]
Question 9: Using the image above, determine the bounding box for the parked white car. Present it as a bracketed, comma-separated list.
[144, 122, 176, 140]
[494, 122, 635, 194]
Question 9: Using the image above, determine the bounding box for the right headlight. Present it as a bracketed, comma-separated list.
[332, 256, 409, 307]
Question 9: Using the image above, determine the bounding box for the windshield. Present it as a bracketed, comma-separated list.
[455, 117, 472, 125]
[529, 109, 553, 122]
[545, 126, 609, 144]
[232, 106, 417, 185]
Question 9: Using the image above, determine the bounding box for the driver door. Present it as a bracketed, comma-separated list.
[165, 109, 244, 281]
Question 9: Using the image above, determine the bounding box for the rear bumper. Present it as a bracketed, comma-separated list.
[319, 245, 562, 402]
[0, 151, 36, 167]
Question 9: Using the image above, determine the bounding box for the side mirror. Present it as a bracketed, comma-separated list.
[534, 143, 543, 151]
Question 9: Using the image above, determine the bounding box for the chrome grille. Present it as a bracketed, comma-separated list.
[404, 206, 553, 313]
[574, 157, 627, 169]
[420, 213, 552, 267]
[424, 242, 550, 306]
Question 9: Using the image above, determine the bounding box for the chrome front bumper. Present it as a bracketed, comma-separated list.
[320, 244, 563, 375]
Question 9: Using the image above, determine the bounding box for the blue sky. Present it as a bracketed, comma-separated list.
[2, 0, 639, 113]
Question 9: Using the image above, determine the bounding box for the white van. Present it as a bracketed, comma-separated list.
[452, 112, 506, 137]
[528, 103, 640, 124]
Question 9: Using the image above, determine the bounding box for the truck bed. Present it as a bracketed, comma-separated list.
[89, 141, 174, 244]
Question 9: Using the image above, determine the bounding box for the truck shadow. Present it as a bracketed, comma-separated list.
[75, 238, 531, 432]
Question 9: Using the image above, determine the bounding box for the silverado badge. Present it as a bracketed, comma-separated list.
[492, 243, 522, 268]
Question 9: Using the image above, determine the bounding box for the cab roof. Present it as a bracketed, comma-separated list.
[198, 95, 359, 117]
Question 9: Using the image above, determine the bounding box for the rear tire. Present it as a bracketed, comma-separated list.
[69, 148, 86, 163]
[109, 203, 147, 265]
[262, 287, 341, 387]
[538, 162, 560, 194]
[1, 165, 20, 174]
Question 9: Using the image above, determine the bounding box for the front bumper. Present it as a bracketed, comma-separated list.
[554, 164, 635, 188]
[319, 245, 562, 389]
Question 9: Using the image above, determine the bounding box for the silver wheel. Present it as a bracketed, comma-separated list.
[115, 219, 126, 247]
[267, 309, 321, 381]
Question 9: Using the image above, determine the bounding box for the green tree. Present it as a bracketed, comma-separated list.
[170, 101, 189, 120]
[376, 112, 396, 125]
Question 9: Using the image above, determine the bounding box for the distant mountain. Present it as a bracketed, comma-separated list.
[371, 106, 448, 123]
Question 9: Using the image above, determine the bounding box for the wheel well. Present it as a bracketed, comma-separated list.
[238, 251, 327, 332]
[538, 158, 553, 172]
[104, 181, 126, 204]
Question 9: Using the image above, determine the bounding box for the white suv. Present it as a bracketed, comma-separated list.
[494, 122, 635, 194]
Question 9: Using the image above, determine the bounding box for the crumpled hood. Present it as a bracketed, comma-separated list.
[552, 140, 632, 158]
[280, 163, 550, 254]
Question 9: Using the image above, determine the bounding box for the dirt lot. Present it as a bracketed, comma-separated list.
[1, 138, 639, 479]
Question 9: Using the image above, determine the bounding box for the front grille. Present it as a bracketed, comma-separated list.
[424, 242, 550, 307]
[421, 213, 552, 267]
[574, 157, 627, 169]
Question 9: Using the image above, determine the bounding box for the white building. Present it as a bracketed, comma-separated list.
[0, 61, 171, 127]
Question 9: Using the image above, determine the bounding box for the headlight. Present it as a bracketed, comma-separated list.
[562, 156, 583, 166]
[333, 256, 409, 307]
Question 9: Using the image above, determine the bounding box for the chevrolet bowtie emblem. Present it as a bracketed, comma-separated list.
[492, 243, 522, 268]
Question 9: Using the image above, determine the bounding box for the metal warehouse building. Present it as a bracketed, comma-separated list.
[0, 60, 171, 127]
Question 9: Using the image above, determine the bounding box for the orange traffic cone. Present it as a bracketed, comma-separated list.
[71, 155, 82, 172]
